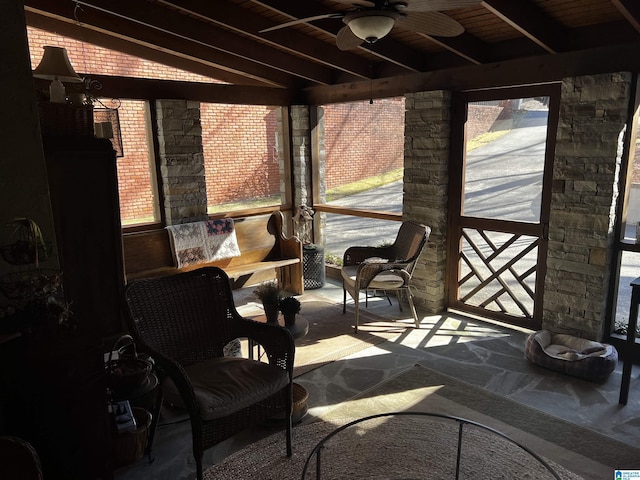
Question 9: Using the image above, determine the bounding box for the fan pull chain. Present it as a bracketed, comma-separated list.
[369, 55, 374, 105]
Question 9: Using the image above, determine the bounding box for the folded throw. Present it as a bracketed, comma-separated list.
[166, 219, 241, 268]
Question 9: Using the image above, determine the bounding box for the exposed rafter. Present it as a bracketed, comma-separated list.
[612, 0, 640, 33]
[481, 0, 566, 54]
[21, 0, 640, 101]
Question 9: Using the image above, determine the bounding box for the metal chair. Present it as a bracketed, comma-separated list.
[341, 221, 430, 332]
[124, 266, 294, 480]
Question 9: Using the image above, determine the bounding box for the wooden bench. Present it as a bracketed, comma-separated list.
[122, 211, 304, 294]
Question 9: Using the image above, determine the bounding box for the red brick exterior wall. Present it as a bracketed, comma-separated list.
[466, 105, 503, 141]
[115, 100, 155, 224]
[201, 104, 280, 205]
[324, 98, 405, 190]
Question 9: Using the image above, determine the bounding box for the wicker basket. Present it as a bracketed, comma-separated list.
[38, 102, 94, 137]
[113, 407, 151, 467]
[292, 382, 309, 422]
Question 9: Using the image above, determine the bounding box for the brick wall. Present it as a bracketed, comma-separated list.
[466, 105, 503, 140]
[28, 28, 217, 83]
[201, 104, 280, 205]
[113, 100, 155, 224]
[323, 98, 405, 189]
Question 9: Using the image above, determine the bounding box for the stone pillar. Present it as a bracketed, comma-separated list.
[289, 105, 317, 240]
[155, 99, 207, 225]
[544, 72, 633, 340]
[404, 91, 452, 313]
[290, 105, 313, 208]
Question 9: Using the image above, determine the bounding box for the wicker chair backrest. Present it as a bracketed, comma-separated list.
[389, 222, 431, 267]
[125, 267, 241, 366]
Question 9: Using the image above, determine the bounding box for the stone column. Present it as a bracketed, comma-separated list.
[155, 99, 207, 225]
[288, 105, 317, 240]
[290, 105, 313, 208]
[544, 72, 633, 340]
[404, 91, 452, 313]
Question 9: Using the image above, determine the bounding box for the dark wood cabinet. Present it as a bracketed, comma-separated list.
[44, 136, 126, 338]
[0, 136, 127, 479]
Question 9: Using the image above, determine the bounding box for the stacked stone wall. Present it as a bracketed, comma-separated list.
[544, 72, 632, 340]
[403, 91, 452, 313]
[156, 100, 207, 224]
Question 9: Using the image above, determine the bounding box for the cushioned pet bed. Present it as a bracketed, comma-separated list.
[525, 330, 617, 381]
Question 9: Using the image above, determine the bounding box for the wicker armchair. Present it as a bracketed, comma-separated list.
[124, 267, 294, 480]
[341, 222, 430, 332]
[0, 436, 43, 480]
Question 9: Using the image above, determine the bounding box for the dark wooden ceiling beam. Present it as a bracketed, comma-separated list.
[25, 11, 270, 88]
[157, 0, 372, 81]
[71, 0, 337, 86]
[32, 75, 299, 105]
[305, 41, 640, 105]
[25, 0, 300, 88]
[480, 0, 566, 54]
[612, 0, 640, 33]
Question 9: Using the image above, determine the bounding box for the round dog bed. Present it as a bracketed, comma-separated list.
[525, 330, 618, 382]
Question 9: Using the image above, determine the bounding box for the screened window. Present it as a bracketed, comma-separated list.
[321, 98, 405, 260]
[201, 104, 285, 213]
[107, 99, 159, 226]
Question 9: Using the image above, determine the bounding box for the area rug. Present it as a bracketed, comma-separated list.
[237, 298, 406, 377]
[204, 364, 640, 480]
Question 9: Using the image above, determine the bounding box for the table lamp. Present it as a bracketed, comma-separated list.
[33, 46, 83, 103]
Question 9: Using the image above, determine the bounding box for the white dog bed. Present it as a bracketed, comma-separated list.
[525, 330, 617, 382]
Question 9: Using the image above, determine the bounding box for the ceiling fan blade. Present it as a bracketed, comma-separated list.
[402, 0, 482, 12]
[397, 11, 464, 36]
[336, 26, 363, 50]
[330, 0, 376, 6]
[260, 13, 344, 33]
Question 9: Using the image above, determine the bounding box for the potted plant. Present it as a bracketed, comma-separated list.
[279, 296, 301, 326]
[253, 281, 282, 323]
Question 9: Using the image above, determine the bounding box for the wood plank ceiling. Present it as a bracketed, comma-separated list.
[22, 0, 640, 104]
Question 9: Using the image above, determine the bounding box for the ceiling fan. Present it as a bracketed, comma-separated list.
[259, 0, 482, 50]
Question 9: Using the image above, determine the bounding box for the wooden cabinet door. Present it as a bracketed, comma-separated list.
[44, 136, 126, 338]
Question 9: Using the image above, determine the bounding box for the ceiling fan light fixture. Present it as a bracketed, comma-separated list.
[345, 11, 399, 43]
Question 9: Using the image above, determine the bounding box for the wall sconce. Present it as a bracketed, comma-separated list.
[33, 46, 83, 103]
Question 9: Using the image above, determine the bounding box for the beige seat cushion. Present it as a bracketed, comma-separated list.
[163, 357, 290, 420]
[341, 265, 404, 290]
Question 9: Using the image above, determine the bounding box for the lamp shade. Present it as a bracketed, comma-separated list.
[345, 11, 398, 43]
[33, 46, 82, 83]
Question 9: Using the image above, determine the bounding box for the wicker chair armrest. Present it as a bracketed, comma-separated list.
[356, 261, 411, 289]
[137, 344, 200, 417]
[343, 245, 393, 266]
[232, 318, 295, 374]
